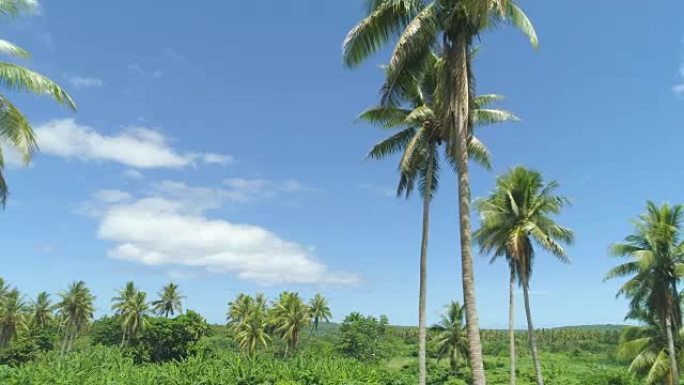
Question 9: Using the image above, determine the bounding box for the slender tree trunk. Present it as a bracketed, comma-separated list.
[509, 268, 517, 385]
[418, 150, 435, 385]
[121, 328, 127, 348]
[666, 314, 680, 384]
[451, 35, 486, 385]
[522, 282, 544, 385]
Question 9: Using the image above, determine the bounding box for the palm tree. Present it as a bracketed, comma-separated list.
[228, 293, 271, 356]
[30, 291, 52, 328]
[362, 61, 516, 382]
[152, 282, 185, 318]
[55, 281, 95, 354]
[308, 293, 332, 335]
[271, 292, 311, 356]
[234, 306, 271, 357]
[119, 291, 151, 347]
[475, 167, 574, 385]
[227, 293, 255, 325]
[0, 0, 75, 205]
[617, 307, 682, 385]
[432, 301, 469, 375]
[0, 287, 26, 347]
[344, 3, 537, 383]
[606, 202, 684, 385]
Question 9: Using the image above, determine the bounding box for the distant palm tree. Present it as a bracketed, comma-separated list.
[227, 293, 255, 325]
[228, 293, 271, 357]
[119, 291, 151, 347]
[432, 301, 469, 376]
[308, 293, 332, 335]
[55, 281, 95, 354]
[0, 277, 8, 299]
[0, 0, 75, 204]
[475, 167, 573, 385]
[606, 202, 684, 384]
[235, 307, 271, 357]
[0, 287, 26, 347]
[152, 282, 185, 318]
[271, 292, 310, 356]
[344, 3, 537, 383]
[30, 291, 52, 328]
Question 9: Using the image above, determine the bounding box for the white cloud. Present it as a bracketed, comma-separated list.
[34, 119, 232, 169]
[123, 169, 144, 180]
[94, 189, 131, 204]
[128, 63, 162, 78]
[68, 76, 103, 88]
[673, 84, 684, 96]
[202, 153, 235, 165]
[90, 184, 358, 286]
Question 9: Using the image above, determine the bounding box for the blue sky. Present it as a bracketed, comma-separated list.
[2, 1, 684, 328]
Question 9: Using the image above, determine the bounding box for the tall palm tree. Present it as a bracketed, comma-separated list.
[344, 3, 537, 383]
[271, 292, 311, 356]
[55, 281, 95, 354]
[308, 293, 332, 335]
[432, 301, 469, 376]
[606, 202, 684, 385]
[475, 167, 574, 385]
[152, 282, 185, 318]
[0, 0, 75, 205]
[362, 78, 515, 384]
[0, 287, 26, 347]
[119, 291, 151, 347]
[30, 291, 52, 328]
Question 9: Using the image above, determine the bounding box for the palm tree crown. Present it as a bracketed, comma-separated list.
[0, 0, 76, 205]
[308, 293, 332, 332]
[432, 301, 469, 375]
[152, 282, 184, 318]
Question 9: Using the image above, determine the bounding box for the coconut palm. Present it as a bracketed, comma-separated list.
[119, 291, 151, 347]
[0, 0, 75, 205]
[362, 60, 516, 382]
[606, 202, 684, 384]
[432, 301, 469, 375]
[234, 306, 271, 357]
[111, 281, 137, 315]
[30, 291, 52, 328]
[271, 292, 311, 356]
[55, 281, 95, 354]
[617, 307, 682, 385]
[308, 293, 332, 335]
[475, 167, 574, 385]
[0, 287, 26, 347]
[227, 293, 256, 325]
[344, 3, 537, 383]
[152, 282, 185, 318]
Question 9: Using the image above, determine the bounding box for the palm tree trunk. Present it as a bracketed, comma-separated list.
[418, 150, 435, 385]
[121, 328, 127, 348]
[451, 35, 486, 385]
[522, 282, 544, 385]
[666, 314, 680, 384]
[509, 268, 516, 385]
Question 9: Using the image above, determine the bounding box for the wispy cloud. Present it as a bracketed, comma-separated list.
[356, 183, 394, 198]
[34, 119, 233, 169]
[127, 63, 162, 78]
[67, 75, 103, 88]
[85, 182, 359, 286]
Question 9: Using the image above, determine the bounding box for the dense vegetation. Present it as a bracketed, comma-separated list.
[0, 277, 642, 385]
